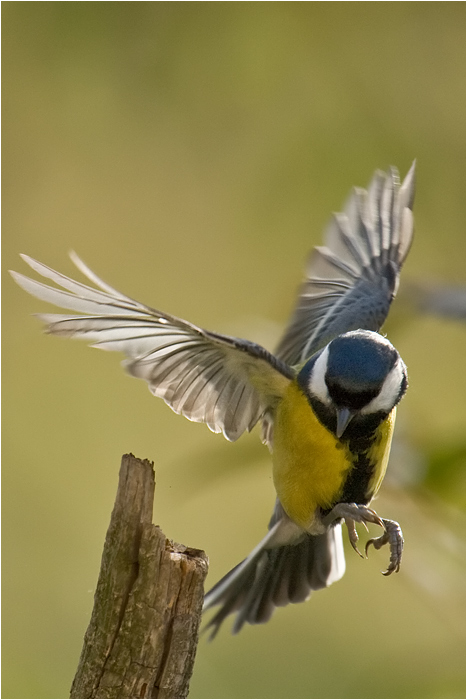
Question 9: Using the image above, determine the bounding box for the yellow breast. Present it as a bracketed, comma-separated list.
[272, 382, 395, 531]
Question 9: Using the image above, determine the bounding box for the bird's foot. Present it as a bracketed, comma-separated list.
[323, 503, 403, 575]
[365, 518, 404, 575]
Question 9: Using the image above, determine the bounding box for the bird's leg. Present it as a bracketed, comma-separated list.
[365, 518, 404, 575]
[322, 503, 403, 575]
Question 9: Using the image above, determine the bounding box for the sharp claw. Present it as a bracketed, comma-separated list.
[368, 511, 384, 529]
[345, 518, 364, 558]
[365, 533, 387, 554]
[323, 504, 403, 574]
[352, 541, 364, 559]
[382, 557, 401, 575]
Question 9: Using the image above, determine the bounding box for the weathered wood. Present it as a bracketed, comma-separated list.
[70, 454, 208, 699]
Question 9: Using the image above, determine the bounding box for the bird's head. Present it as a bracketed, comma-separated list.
[298, 330, 408, 439]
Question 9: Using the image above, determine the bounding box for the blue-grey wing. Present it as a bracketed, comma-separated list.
[11, 254, 293, 442]
[275, 163, 416, 366]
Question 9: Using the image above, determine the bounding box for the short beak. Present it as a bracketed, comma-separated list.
[336, 407, 355, 438]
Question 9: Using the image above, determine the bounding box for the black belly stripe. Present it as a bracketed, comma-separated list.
[338, 450, 377, 506]
[308, 395, 385, 513]
[319, 448, 378, 517]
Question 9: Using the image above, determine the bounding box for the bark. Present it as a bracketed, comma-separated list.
[70, 454, 208, 699]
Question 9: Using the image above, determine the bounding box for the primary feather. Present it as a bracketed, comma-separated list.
[11, 255, 292, 442]
[275, 163, 415, 365]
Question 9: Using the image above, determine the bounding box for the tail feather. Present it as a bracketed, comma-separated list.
[204, 524, 345, 638]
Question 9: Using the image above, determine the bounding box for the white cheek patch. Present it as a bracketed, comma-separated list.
[308, 346, 331, 405]
[361, 360, 405, 414]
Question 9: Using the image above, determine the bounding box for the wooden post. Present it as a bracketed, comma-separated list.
[70, 454, 209, 699]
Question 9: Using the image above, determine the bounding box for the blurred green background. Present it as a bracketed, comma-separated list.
[3, 3, 465, 699]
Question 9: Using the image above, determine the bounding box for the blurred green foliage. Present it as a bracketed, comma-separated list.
[3, 3, 465, 699]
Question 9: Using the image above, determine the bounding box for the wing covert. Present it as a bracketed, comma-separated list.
[275, 163, 416, 366]
[11, 254, 293, 442]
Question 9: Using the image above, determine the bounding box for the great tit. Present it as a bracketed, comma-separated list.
[11, 163, 415, 637]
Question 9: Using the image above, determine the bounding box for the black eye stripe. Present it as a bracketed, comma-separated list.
[325, 383, 379, 410]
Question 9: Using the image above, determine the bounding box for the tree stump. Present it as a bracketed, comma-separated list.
[70, 454, 209, 699]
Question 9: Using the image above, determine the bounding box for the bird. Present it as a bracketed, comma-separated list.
[10, 162, 416, 637]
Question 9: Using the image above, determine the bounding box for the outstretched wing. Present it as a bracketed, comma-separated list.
[11, 254, 293, 442]
[275, 163, 416, 366]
